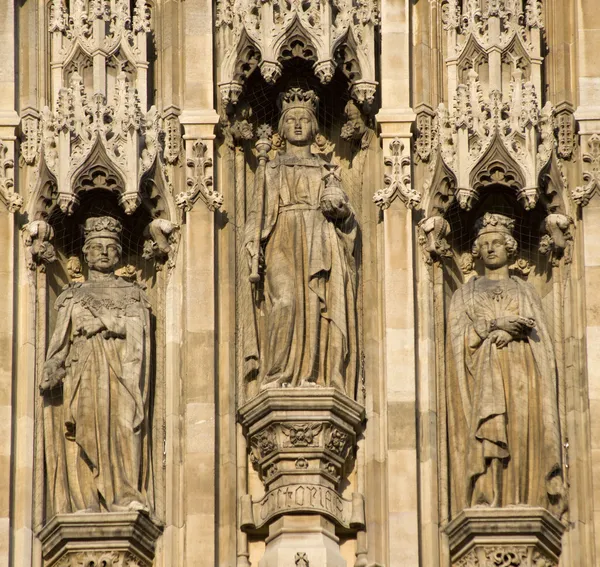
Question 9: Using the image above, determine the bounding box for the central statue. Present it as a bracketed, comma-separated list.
[242, 88, 359, 397]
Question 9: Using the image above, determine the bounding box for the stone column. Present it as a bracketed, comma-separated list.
[376, 1, 420, 565]
[238, 389, 365, 566]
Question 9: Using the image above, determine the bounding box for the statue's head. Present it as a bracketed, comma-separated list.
[472, 212, 518, 268]
[82, 216, 123, 273]
[277, 88, 319, 146]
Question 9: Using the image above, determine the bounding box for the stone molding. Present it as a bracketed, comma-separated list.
[445, 508, 565, 567]
[39, 512, 163, 567]
[238, 388, 365, 533]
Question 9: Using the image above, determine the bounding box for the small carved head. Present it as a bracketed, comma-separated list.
[82, 216, 123, 273]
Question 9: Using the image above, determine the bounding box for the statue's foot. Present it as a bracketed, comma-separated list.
[299, 379, 321, 388]
[112, 500, 149, 513]
[259, 378, 290, 390]
[128, 500, 149, 513]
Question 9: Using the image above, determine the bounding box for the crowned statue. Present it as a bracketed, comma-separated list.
[41, 216, 154, 515]
[446, 213, 565, 515]
[242, 87, 359, 398]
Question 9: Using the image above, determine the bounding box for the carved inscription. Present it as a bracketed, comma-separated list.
[245, 483, 361, 529]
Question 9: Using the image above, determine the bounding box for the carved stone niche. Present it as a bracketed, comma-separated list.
[238, 388, 365, 566]
[38, 512, 163, 567]
[445, 508, 565, 567]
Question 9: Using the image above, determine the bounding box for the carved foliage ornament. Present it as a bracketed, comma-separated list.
[374, 138, 420, 210]
[176, 140, 222, 212]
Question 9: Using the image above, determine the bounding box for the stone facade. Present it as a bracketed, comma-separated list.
[1, 0, 600, 566]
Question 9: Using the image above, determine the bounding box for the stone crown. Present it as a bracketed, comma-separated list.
[474, 212, 515, 238]
[278, 88, 319, 116]
[83, 216, 122, 242]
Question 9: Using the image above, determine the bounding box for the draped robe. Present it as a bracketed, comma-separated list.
[43, 277, 153, 514]
[446, 276, 563, 514]
[242, 154, 358, 397]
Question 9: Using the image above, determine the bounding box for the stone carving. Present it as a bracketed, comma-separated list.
[418, 215, 452, 264]
[556, 109, 575, 160]
[176, 139, 222, 211]
[163, 112, 182, 165]
[54, 551, 148, 567]
[20, 112, 40, 165]
[242, 88, 358, 397]
[427, 0, 560, 216]
[454, 546, 558, 567]
[216, 0, 378, 106]
[539, 214, 573, 266]
[241, 482, 363, 531]
[41, 216, 154, 515]
[295, 552, 309, 567]
[0, 139, 22, 212]
[281, 423, 322, 447]
[573, 133, 600, 206]
[22, 220, 57, 270]
[446, 213, 564, 514]
[374, 138, 420, 209]
[142, 218, 180, 272]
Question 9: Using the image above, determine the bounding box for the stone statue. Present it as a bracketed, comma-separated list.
[446, 213, 564, 515]
[242, 88, 358, 397]
[41, 216, 154, 514]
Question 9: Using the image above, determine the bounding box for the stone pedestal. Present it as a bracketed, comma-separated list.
[239, 388, 365, 563]
[259, 516, 345, 567]
[445, 508, 566, 567]
[38, 512, 163, 567]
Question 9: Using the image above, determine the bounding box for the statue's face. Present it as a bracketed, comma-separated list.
[281, 108, 315, 145]
[85, 237, 120, 273]
[477, 233, 509, 269]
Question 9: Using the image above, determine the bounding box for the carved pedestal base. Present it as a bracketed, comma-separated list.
[239, 388, 365, 563]
[39, 512, 163, 567]
[259, 516, 345, 567]
[445, 508, 565, 567]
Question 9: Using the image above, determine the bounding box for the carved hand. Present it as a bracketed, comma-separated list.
[493, 316, 535, 337]
[40, 359, 66, 392]
[245, 240, 264, 271]
[77, 316, 106, 338]
[489, 329, 513, 349]
[320, 196, 351, 220]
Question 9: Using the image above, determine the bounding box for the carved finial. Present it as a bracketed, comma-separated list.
[176, 140, 222, 212]
[374, 138, 420, 210]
